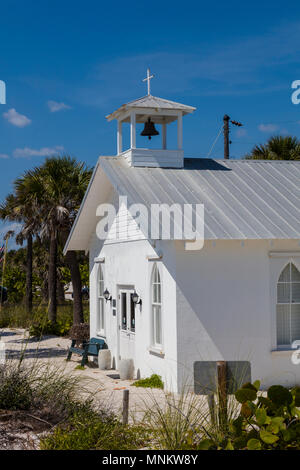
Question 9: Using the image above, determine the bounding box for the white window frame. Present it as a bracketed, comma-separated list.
[151, 263, 163, 349]
[276, 262, 300, 348]
[119, 288, 136, 334]
[97, 264, 105, 337]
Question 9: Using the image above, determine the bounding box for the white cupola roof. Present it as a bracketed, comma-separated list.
[106, 94, 196, 123]
[105, 69, 196, 168]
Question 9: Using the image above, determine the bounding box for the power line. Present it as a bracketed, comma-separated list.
[231, 141, 259, 145]
[206, 114, 300, 160]
[207, 125, 223, 157]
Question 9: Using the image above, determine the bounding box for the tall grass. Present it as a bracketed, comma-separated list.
[0, 302, 89, 333]
[0, 359, 92, 415]
[0, 354, 151, 450]
[142, 385, 240, 450]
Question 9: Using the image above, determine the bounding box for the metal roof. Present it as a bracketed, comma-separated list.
[100, 157, 300, 240]
[106, 95, 196, 122]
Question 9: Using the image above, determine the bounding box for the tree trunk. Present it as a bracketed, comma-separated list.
[48, 230, 57, 323]
[25, 233, 33, 313]
[57, 280, 65, 304]
[41, 278, 48, 304]
[66, 250, 83, 324]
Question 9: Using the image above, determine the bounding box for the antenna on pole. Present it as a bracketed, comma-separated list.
[223, 115, 243, 159]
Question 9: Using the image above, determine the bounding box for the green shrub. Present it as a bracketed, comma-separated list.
[40, 414, 151, 450]
[0, 303, 89, 331]
[0, 365, 32, 410]
[0, 304, 32, 328]
[132, 374, 164, 389]
[0, 360, 87, 415]
[197, 380, 300, 450]
[0, 360, 146, 450]
[143, 385, 212, 450]
[29, 318, 71, 337]
[0, 359, 100, 430]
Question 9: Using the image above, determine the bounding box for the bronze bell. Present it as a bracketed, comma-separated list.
[140, 117, 159, 140]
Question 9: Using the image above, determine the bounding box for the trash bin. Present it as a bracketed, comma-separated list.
[119, 359, 134, 380]
[98, 349, 111, 370]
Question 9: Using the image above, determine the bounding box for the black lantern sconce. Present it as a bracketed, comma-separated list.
[132, 291, 142, 305]
[103, 288, 112, 302]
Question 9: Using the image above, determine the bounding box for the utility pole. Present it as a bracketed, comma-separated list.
[223, 115, 243, 160]
[223, 115, 230, 160]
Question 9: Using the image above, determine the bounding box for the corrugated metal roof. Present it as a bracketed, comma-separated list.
[106, 95, 196, 121]
[100, 157, 300, 240]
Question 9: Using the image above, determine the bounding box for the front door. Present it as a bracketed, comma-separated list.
[119, 288, 136, 361]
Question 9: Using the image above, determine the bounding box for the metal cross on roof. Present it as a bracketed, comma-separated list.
[142, 68, 154, 96]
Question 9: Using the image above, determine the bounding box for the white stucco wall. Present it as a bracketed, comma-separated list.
[174, 239, 300, 391]
[88, 188, 300, 392]
[88, 191, 178, 390]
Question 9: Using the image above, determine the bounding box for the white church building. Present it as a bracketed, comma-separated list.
[64, 75, 300, 392]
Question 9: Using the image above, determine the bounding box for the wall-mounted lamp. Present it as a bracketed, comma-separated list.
[132, 291, 142, 305]
[103, 288, 112, 302]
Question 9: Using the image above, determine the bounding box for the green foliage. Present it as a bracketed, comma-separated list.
[247, 438, 262, 450]
[0, 366, 33, 410]
[28, 305, 80, 337]
[0, 303, 89, 333]
[0, 304, 32, 328]
[132, 374, 164, 389]
[2, 265, 26, 303]
[198, 439, 215, 450]
[1, 244, 44, 303]
[143, 385, 213, 450]
[245, 135, 300, 160]
[267, 385, 293, 406]
[59, 260, 89, 289]
[0, 360, 88, 417]
[235, 387, 257, 403]
[0, 241, 89, 306]
[29, 318, 72, 337]
[197, 380, 300, 450]
[79, 262, 89, 287]
[40, 413, 151, 450]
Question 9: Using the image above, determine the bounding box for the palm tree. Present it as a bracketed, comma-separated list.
[246, 135, 300, 160]
[15, 156, 91, 324]
[0, 194, 36, 313]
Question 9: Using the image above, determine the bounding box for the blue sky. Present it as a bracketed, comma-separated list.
[1, 0, 300, 245]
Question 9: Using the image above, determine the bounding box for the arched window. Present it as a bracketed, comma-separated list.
[151, 263, 162, 347]
[97, 264, 105, 335]
[277, 263, 300, 346]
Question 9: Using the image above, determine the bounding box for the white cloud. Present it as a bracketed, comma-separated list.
[13, 145, 64, 158]
[47, 100, 71, 112]
[0, 153, 9, 159]
[258, 123, 279, 133]
[3, 108, 31, 127]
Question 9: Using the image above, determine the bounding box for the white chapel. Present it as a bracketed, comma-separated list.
[65, 71, 300, 392]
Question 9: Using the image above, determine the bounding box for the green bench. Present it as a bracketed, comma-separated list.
[67, 337, 108, 366]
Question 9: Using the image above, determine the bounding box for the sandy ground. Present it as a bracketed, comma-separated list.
[0, 328, 178, 423]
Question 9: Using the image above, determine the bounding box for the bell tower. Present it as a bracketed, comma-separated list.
[106, 69, 196, 168]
